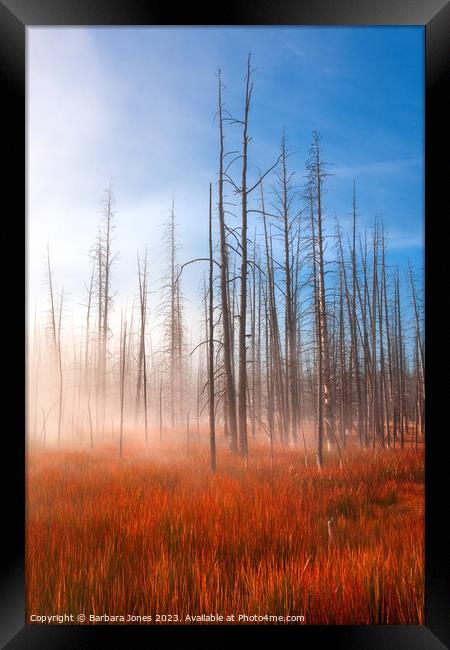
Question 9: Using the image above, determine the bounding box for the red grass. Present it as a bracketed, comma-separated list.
[26, 441, 424, 624]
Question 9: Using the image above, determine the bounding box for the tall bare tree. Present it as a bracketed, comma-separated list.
[208, 183, 217, 472]
[216, 68, 238, 453]
[136, 247, 149, 443]
[307, 131, 333, 466]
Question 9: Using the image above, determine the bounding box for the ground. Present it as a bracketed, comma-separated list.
[26, 438, 424, 625]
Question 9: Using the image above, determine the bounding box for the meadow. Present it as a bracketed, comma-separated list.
[26, 439, 424, 625]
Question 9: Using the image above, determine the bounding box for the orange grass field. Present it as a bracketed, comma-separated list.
[26, 441, 424, 625]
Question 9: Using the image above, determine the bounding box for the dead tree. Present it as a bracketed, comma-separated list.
[381, 226, 393, 447]
[307, 131, 333, 466]
[249, 233, 260, 440]
[377, 223, 388, 448]
[160, 202, 184, 428]
[274, 132, 299, 445]
[261, 180, 287, 445]
[357, 232, 371, 447]
[234, 55, 281, 457]
[96, 228, 103, 391]
[119, 312, 127, 457]
[236, 54, 253, 458]
[101, 183, 116, 395]
[46, 246, 64, 446]
[370, 223, 379, 447]
[56, 287, 64, 446]
[338, 261, 347, 446]
[350, 183, 364, 445]
[216, 69, 238, 453]
[136, 248, 149, 443]
[337, 220, 357, 443]
[208, 183, 217, 472]
[395, 270, 406, 448]
[408, 262, 424, 442]
[408, 261, 424, 391]
[84, 257, 95, 383]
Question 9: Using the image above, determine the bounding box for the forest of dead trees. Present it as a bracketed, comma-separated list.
[28, 55, 424, 471]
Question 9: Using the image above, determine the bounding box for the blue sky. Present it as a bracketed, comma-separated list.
[27, 26, 424, 332]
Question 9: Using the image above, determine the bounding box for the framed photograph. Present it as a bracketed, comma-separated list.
[1, 1, 448, 648]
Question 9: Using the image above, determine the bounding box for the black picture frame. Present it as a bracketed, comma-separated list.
[1, 1, 448, 648]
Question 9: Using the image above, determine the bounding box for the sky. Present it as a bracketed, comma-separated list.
[27, 26, 424, 335]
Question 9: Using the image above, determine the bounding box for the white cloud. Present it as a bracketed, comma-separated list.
[27, 28, 121, 313]
[27, 28, 214, 338]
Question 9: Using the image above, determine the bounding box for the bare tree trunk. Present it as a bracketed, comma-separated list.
[358, 232, 371, 448]
[337, 221, 358, 444]
[46, 245, 58, 351]
[217, 69, 238, 453]
[96, 229, 103, 393]
[186, 411, 190, 457]
[307, 132, 332, 466]
[377, 225, 387, 448]
[170, 203, 176, 427]
[136, 248, 149, 443]
[256, 255, 263, 439]
[84, 258, 95, 384]
[370, 224, 379, 448]
[176, 276, 184, 417]
[263, 280, 275, 461]
[88, 386, 94, 450]
[119, 314, 127, 457]
[101, 182, 115, 397]
[381, 227, 393, 448]
[309, 186, 323, 467]
[351, 184, 364, 445]
[250, 233, 257, 440]
[278, 133, 298, 445]
[208, 183, 216, 472]
[261, 182, 287, 445]
[56, 287, 64, 446]
[159, 377, 163, 444]
[338, 264, 347, 446]
[408, 261, 424, 418]
[196, 360, 201, 444]
[32, 313, 41, 442]
[46, 247, 64, 447]
[237, 53, 253, 458]
[395, 271, 405, 448]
